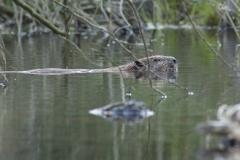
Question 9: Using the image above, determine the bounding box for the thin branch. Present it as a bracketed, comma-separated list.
[120, 0, 131, 27]
[59, 36, 102, 67]
[229, 0, 240, 12]
[153, 87, 166, 97]
[100, 0, 110, 22]
[0, 35, 8, 82]
[181, 0, 239, 76]
[52, 0, 138, 60]
[13, 0, 67, 36]
[225, 10, 240, 40]
[126, 0, 150, 66]
[126, 0, 155, 96]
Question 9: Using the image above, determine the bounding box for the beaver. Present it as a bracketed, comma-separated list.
[89, 100, 154, 124]
[0, 55, 177, 75]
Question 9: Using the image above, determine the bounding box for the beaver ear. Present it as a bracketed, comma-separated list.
[134, 61, 144, 69]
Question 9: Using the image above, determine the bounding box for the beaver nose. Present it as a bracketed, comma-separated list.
[173, 59, 177, 64]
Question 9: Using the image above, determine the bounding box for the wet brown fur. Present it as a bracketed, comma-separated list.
[0, 55, 177, 75]
[110, 55, 177, 72]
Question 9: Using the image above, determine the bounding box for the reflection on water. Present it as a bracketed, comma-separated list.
[0, 29, 240, 159]
[88, 100, 154, 125]
[132, 71, 177, 81]
[220, 30, 239, 67]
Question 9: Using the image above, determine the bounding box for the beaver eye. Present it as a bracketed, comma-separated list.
[173, 59, 177, 63]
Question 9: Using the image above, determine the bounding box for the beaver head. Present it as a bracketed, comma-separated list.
[119, 55, 178, 72]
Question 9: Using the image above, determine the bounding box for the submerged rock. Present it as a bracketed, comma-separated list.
[89, 100, 154, 124]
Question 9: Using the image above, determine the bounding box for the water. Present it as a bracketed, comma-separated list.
[0, 29, 240, 160]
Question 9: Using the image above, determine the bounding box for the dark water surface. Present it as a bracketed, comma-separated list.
[1, 30, 240, 160]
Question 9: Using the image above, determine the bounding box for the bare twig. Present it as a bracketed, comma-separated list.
[60, 35, 133, 97]
[0, 34, 8, 82]
[120, 0, 131, 27]
[126, 0, 156, 96]
[13, 4, 23, 36]
[59, 36, 102, 67]
[52, 0, 138, 60]
[125, 0, 185, 97]
[153, 87, 166, 97]
[181, 0, 239, 75]
[126, 0, 150, 66]
[100, 0, 110, 22]
[225, 10, 240, 40]
[13, 0, 67, 36]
